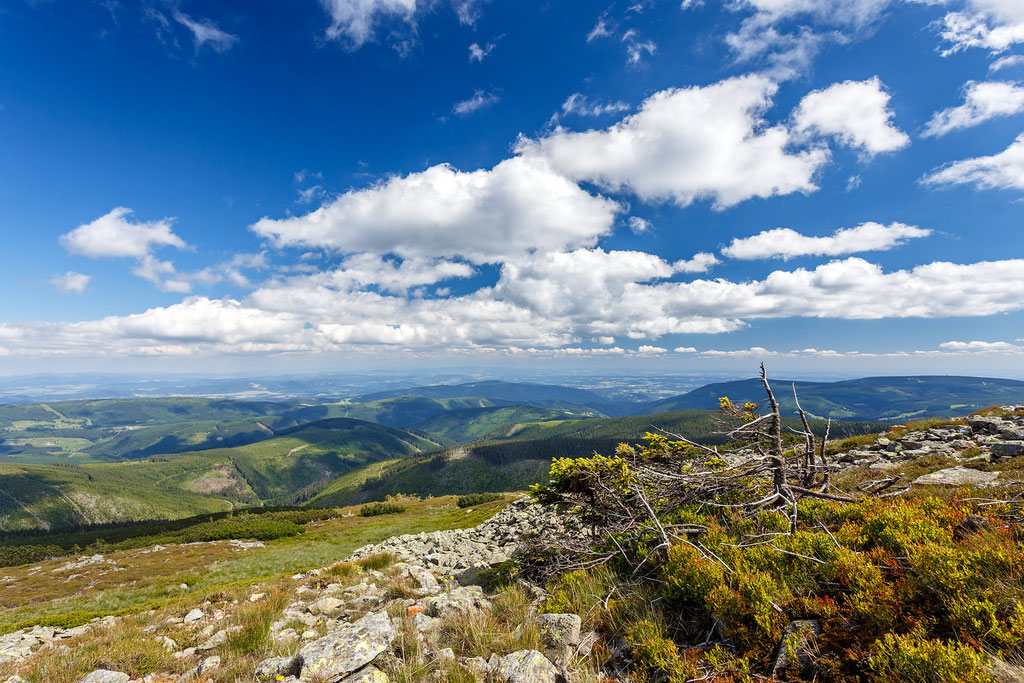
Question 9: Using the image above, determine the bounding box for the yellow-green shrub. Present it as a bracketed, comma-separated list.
[868, 632, 991, 682]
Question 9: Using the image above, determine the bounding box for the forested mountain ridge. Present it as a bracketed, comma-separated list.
[639, 375, 1024, 420]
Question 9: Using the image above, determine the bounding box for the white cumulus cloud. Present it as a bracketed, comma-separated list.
[793, 77, 909, 155]
[250, 156, 622, 264]
[636, 345, 667, 354]
[936, 0, 1024, 54]
[50, 271, 91, 294]
[721, 222, 931, 260]
[60, 207, 187, 259]
[940, 340, 1024, 353]
[673, 252, 721, 273]
[922, 80, 1024, 137]
[3, 254, 1024, 357]
[518, 74, 829, 209]
[990, 54, 1024, 72]
[922, 132, 1024, 191]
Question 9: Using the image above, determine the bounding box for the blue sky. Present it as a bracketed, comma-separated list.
[1, 0, 1023, 375]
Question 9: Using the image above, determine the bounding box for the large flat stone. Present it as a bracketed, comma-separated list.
[913, 466, 999, 486]
[491, 650, 558, 683]
[298, 610, 395, 682]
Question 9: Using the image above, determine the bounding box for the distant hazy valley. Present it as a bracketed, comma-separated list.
[2, 374, 1023, 531]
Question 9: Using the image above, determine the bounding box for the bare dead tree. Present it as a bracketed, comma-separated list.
[793, 383, 816, 486]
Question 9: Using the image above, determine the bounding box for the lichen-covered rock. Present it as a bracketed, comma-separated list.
[535, 613, 581, 662]
[255, 655, 300, 680]
[491, 650, 558, 683]
[156, 635, 177, 652]
[342, 665, 390, 683]
[992, 442, 1024, 457]
[78, 670, 130, 683]
[310, 596, 345, 617]
[400, 564, 440, 593]
[298, 610, 396, 682]
[426, 585, 490, 618]
[200, 655, 221, 673]
[197, 626, 241, 651]
[913, 466, 999, 486]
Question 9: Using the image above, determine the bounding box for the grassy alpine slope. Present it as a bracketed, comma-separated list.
[0, 495, 509, 637]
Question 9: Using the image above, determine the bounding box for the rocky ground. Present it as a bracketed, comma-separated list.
[830, 408, 1024, 486]
[1, 501, 582, 683]
[3, 406, 1024, 683]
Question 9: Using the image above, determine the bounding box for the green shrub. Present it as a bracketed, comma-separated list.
[359, 502, 407, 517]
[0, 544, 67, 568]
[625, 619, 699, 683]
[456, 493, 504, 508]
[169, 517, 302, 543]
[868, 632, 991, 682]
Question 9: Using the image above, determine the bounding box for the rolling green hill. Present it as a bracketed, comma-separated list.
[0, 398, 301, 464]
[313, 409, 887, 506]
[640, 375, 1024, 421]
[0, 395, 598, 462]
[280, 396, 504, 429]
[0, 397, 293, 429]
[410, 404, 602, 443]
[0, 461, 234, 531]
[0, 418, 442, 530]
[359, 379, 616, 408]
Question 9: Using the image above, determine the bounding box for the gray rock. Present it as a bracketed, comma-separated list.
[299, 610, 396, 682]
[197, 626, 241, 651]
[462, 657, 490, 678]
[403, 565, 440, 593]
[491, 650, 558, 683]
[535, 613, 581, 662]
[310, 597, 346, 617]
[78, 671, 130, 683]
[183, 608, 204, 623]
[771, 619, 821, 678]
[427, 586, 490, 618]
[969, 416, 1004, 434]
[342, 665, 389, 683]
[255, 655, 300, 680]
[992, 442, 1024, 457]
[457, 563, 491, 587]
[913, 466, 999, 486]
[200, 655, 221, 673]
[156, 635, 178, 652]
[412, 612, 437, 633]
